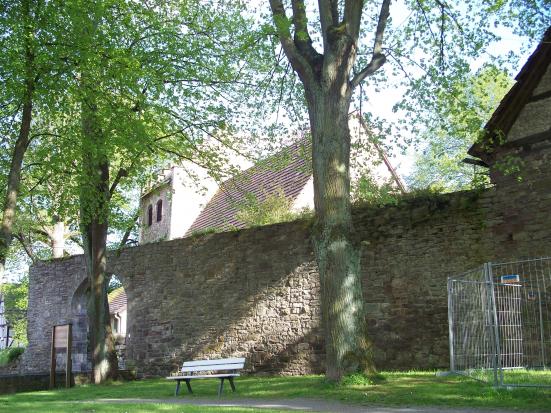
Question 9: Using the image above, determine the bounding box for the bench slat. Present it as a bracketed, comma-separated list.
[183, 358, 245, 367]
[167, 373, 240, 380]
[181, 363, 244, 373]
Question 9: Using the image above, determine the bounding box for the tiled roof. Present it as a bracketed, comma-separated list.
[468, 26, 551, 158]
[108, 287, 127, 315]
[186, 138, 312, 234]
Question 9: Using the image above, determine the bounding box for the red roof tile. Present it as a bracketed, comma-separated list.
[108, 287, 127, 315]
[186, 138, 312, 234]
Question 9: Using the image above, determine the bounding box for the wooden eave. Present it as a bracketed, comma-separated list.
[468, 26, 551, 160]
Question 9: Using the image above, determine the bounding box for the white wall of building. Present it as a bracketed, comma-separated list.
[292, 176, 314, 212]
[168, 166, 220, 239]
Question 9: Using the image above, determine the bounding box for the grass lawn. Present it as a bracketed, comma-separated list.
[1, 371, 551, 412]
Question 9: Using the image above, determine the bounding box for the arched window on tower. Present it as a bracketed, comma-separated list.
[147, 204, 153, 227]
[156, 199, 163, 222]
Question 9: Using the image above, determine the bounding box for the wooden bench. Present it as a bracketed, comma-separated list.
[166, 357, 245, 397]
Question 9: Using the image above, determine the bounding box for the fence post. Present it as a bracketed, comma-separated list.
[485, 262, 503, 387]
[537, 294, 546, 368]
[448, 277, 455, 372]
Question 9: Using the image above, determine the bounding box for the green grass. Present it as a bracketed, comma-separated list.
[0, 400, 284, 413]
[1, 371, 551, 412]
[465, 368, 551, 386]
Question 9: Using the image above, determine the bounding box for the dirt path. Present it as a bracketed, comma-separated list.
[87, 397, 529, 413]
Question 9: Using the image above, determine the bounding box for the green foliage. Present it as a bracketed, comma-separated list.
[405, 65, 513, 192]
[352, 173, 402, 206]
[340, 372, 376, 386]
[0, 347, 24, 366]
[107, 276, 122, 294]
[493, 152, 526, 181]
[189, 227, 221, 237]
[0, 277, 28, 345]
[236, 188, 312, 228]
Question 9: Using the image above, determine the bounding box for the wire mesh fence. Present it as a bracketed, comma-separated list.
[448, 258, 551, 388]
[0, 297, 26, 349]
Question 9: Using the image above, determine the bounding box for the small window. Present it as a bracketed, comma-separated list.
[147, 205, 153, 227]
[112, 316, 119, 334]
[156, 200, 163, 222]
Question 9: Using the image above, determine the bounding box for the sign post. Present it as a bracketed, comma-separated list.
[50, 324, 72, 389]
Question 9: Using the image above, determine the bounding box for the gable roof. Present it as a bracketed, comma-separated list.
[186, 138, 312, 234]
[468, 26, 551, 159]
[108, 287, 127, 315]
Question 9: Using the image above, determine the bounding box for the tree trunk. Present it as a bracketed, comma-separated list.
[307, 88, 376, 382]
[80, 95, 118, 384]
[268, 0, 391, 383]
[0, 0, 35, 282]
[50, 219, 66, 259]
[82, 217, 118, 383]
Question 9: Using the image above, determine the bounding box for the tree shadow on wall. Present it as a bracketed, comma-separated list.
[118, 223, 325, 377]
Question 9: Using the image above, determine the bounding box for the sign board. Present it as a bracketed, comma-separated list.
[500, 274, 520, 284]
[54, 325, 69, 348]
[50, 323, 72, 389]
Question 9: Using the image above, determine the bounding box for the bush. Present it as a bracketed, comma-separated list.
[236, 188, 313, 228]
[0, 347, 25, 366]
[340, 372, 386, 386]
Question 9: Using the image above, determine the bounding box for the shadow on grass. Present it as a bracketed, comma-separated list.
[2, 372, 551, 412]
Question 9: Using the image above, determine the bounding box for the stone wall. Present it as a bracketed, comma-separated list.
[20, 146, 551, 376]
[0, 372, 92, 394]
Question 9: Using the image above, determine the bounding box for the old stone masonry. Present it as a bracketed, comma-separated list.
[18, 29, 551, 377]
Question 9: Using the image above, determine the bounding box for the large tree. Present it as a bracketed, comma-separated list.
[269, 0, 391, 381]
[0, 0, 68, 279]
[267, 0, 549, 381]
[53, 0, 266, 382]
[0, 0, 38, 281]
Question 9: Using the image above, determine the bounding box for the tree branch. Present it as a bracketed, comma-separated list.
[292, 0, 322, 69]
[350, 0, 391, 89]
[14, 233, 36, 263]
[318, 0, 338, 45]
[269, 0, 316, 84]
[434, 0, 464, 35]
[115, 211, 139, 256]
[109, 167, 129, 198]
[69, 235, 83, 248]
[31, 226, 51, 240]
[344, 0, 364, 44]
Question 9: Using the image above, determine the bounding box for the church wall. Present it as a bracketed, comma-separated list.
[168, 167, 218, 239]
[291, 176, 314, 212]
[139, 182, 172, 244]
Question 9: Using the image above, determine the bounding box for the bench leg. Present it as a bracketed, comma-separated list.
[228, 377, 236, 392]
[218, 378, 225, 397]
[175, 380, 181, 396]
[185, 379, 193, 394]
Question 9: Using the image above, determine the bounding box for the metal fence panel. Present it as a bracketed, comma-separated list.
[448, 257, 551, 388]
